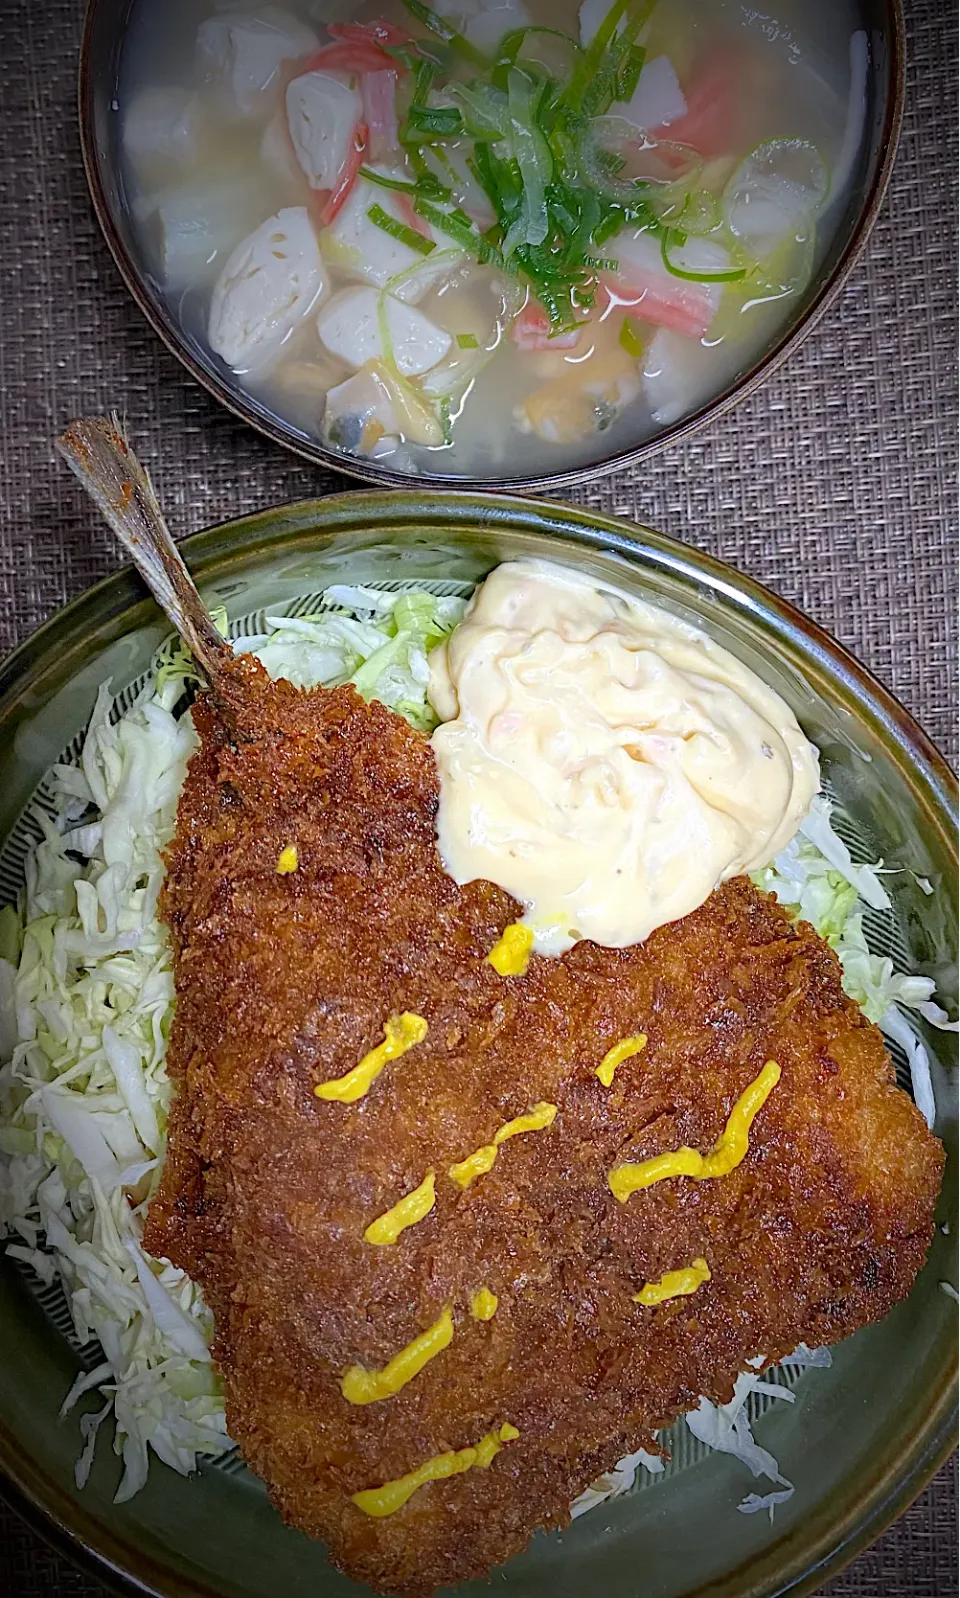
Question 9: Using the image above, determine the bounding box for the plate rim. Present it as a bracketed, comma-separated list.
[0, 488, 956, 1598]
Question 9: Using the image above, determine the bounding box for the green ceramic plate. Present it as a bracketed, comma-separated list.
[0, 493, 955, 1598]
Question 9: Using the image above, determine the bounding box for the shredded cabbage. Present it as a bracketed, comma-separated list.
[570, 1441, 664, 1519]
[686, 1370, 795, 1500]
[752, 794, 957, 1128]
[0, 589, 950, 1516]
[683, 1349, 834, 1520]
[0, 661, 226, 1500]
[233, 587, 466, 730]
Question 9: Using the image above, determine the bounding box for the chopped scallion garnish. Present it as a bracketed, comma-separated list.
[660, 230, 747, 283]
[388, 0, 767, 331]
[367, 204, 437, 256]
[456, 332, 479, 348]
[401, 0, 490, 67]
[407, 103, 465, 137]
[619, 318, 644, 357]
[413, 198, 506, 267]
[360, 166, 427, 196]
[616, 44, 646, 101]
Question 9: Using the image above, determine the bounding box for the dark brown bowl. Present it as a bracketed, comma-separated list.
[79, 1, 905, 491]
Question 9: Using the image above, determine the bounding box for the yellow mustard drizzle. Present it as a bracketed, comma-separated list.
[448, 1102, 558, 1188]
[352, 1423, 520, 1517]
[596, 1033, 647, 1088]
[608, 1061, 781, 1203]
[276, 844, 299, 874]
[341, 1309, 453, 1405]
[633, 1257, 711, 1307]
[315, 1013, 428, 1104]
[449, 1143, 498, 1186]
[470, 1288, 499, 1321]
[487, 923, 534, 977]
[363, 1171, 436, 1246]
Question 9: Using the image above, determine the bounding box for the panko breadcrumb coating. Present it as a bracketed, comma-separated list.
[144, 658, 943, 1597]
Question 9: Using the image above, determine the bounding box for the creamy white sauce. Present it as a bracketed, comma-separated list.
[429, 560, 820, 953]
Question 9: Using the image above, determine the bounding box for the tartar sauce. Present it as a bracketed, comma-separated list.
[429, 560, 819, 953]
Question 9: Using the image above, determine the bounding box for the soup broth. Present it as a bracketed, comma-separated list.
[118, 0, 868, 478]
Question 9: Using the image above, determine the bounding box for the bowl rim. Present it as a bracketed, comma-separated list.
[77, 0, 906, 492]
[0, 489, 955, 1598]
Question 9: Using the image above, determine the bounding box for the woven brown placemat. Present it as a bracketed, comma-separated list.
[0, 0, 955, 1595]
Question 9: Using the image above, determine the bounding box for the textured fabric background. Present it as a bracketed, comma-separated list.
[0, 0, 955, 1593]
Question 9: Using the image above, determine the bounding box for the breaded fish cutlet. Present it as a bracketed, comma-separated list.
[144, 657, 944, 1598]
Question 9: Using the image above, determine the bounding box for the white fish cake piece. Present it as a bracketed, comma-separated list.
[578, 0, 651, 47]
[322, 172, 425, 288]
[285, 70, 362, 190]
[141, 173, 264, 290]
[209, 207, 326, 372]
[260, 111, 302, 188]
[197, 7, 318, 121]
[465, 0, 532, 54]
[123, 86, 204, 183]
[322, 169, 463, 301]
[431, 0, 482, 21]
[641, 327, 716, 425]
[316, 287, 452, 377]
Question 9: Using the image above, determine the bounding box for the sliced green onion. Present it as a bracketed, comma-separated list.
[414, 198, 508, 268]
[564, 0, 626, 111]
[438, 396, 454, 444]
[497, 26, 526, 65]
[500, 25, 581, 56]
[619, 317, 644, 356]
[385, 244, 461, 299]
[400, 0, 490, 67]
[408, 103, 465, 136]
[660, 229, 746, 282]
[470, 141, 522, 216]
[576, 120, 666, 203]
[372, 0, 705, 346]
[502, 66, 552, 254]
[594, 146, 627, 177]
[383, 40, 441, 70]
[565, 0, 655, 115]
[367, 204, 437, 256]
[413, 57, 437, 100]
[401, 139, 450, 193]
[376, 290, 397, 379]
[499, 25, 584, 80]
[449, 79, 512, 139]
[359, 166, 451, 202]
[651, 182, 721, 233]
[616, 44, 646, 101]
[456, 332, 479, 348]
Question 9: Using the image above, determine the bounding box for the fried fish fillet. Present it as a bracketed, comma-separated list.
[144, 657, 943, 1597]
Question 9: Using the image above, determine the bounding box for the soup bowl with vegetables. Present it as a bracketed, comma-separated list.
[81, 0, 903, 486]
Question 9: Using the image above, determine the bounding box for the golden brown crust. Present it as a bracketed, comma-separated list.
[144, 659, 943, 1597]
